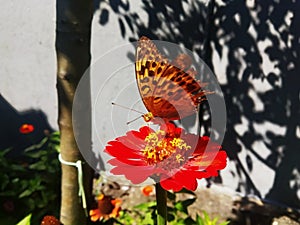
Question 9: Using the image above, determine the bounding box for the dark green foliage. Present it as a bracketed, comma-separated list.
[0, 132, 61, 225]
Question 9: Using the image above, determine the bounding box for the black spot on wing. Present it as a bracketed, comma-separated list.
[187, 83, 198, 92]
[146, 61, 150, 68]
[179, 81, 186, 86]
[176, 77, 182, 82]
[140, 65, 146, 75]
[157, 67, 162, 75]
[149, 70, 155, 77]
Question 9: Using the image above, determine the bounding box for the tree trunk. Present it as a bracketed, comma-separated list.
[55, 1, 94, 224]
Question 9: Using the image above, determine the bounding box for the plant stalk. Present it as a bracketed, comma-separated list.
[155, 183, 167, 225]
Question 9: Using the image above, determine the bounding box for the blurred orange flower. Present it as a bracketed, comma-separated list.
[89, 194, 122, 222]
[142, 185, 155, 196]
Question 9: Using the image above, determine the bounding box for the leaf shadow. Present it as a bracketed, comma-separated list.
[95, 0, 300, 212]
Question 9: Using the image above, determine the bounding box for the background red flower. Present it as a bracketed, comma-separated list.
[19, 123, 34, 134]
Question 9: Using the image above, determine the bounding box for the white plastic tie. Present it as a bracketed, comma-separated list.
[58, 153, 87, 217]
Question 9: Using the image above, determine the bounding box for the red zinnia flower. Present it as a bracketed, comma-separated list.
[19, 123, 34, 134]
[89, 194, 122, 221]
[105, 123, 227, 192]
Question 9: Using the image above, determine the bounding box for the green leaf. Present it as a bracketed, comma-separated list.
[25, 151, 45, 158]
[142, 211, 155, 225]
[167, 211, 175, 222]
[29, 161, 46, 170]
[10, 164, 27, 172]
[178, 188, 197, 196]
[16, 214, 31, 225]
[196, 215, 205, 225]
[25, 137, 48, 152]
[212, 217, 219, 224]
[0, 148, 11, 157]
[167, 191, 176, 201]
[0, 174, 10, 190]
[54, 145, 60, 152]
[169, 218, 186, 225]
[184, 217, 197, 225]
[195, 211, 230, 225]
[134, 201, 156, 210]
[182, 198, 196, 207]
[19, 189, 33, 198]
[49, 131, 60, 141]
[174, 198, 196, 214]
[203, 211, 211, 222]
[218, 221, 230, 225]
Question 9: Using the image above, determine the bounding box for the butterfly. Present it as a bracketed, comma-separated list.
[135, 36, 210, 123]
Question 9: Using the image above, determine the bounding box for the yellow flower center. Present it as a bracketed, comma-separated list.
[142, 130, 191, 167]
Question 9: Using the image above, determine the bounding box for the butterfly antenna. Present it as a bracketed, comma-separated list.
[111, 102, 144, 114]
[126, 115, 143, 125]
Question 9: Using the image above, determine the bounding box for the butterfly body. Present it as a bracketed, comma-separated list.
[135, 36, 208, 123]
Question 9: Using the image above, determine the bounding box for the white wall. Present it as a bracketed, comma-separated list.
[0, 0, 57, 128]
[1, 1, 297, 206]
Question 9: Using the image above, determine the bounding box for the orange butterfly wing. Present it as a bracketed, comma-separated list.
[135, 36, 207, 122]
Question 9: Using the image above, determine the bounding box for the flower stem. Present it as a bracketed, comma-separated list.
[155, 183, 167, 225]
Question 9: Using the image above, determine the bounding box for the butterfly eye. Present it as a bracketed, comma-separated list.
[143, 112, 154, 122]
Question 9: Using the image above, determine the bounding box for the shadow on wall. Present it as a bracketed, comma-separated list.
[0, 94, 54, 158]
[94, 0, 300, 209]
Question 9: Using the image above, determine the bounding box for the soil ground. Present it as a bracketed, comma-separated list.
[102, 180, 300, 225]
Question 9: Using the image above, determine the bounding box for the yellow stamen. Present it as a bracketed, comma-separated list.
[176, 154, 184, 163]
[170, 138, 191, 150]
[142, 130, 191, 166]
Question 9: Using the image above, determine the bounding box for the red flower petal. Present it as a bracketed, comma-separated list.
[160, 177, 183, 192]
[187, 150, 227, 171]
[108, 156, 148, 166]
[105, 141, 144, 160]
[109, 160, 153, 184]
[160, 170, 198, 191]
